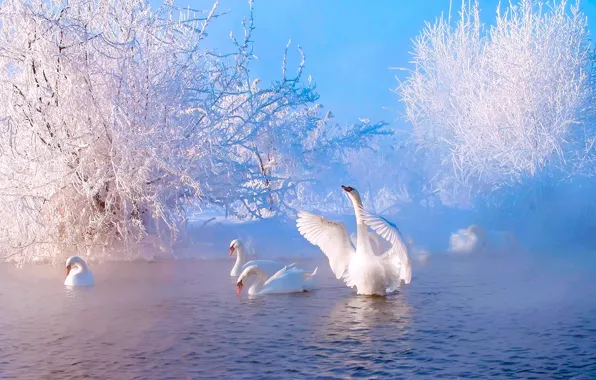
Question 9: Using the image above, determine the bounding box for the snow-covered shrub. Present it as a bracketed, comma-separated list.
[0, 0, 384, 264]
[399, 0, 596, 206]
[340, 139, 442, 214]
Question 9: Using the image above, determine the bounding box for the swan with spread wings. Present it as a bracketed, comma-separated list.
[296, 185, 412, 296]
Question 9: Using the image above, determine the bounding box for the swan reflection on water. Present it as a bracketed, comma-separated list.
[310, 291, 413, 374]
[64, 285, 90, 300]
[327, 292, 412, 335]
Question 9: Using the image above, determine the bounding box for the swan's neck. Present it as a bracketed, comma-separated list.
[248, 281, 263, 295]
[349, 193, 374, 254]
[232, 245, 246, 271]
[349, 193, 365, 225]
[69, 262, 89, 277]
[247, 268, 268, 295]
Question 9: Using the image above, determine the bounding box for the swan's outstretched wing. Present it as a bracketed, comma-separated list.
[359, 208, 412, 285]
[296, 211, 355, 280]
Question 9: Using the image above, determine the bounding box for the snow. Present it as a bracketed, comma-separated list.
[0, 0, 385, 264]
[399, 0, 596, 205]
[0, 0, 595, 265]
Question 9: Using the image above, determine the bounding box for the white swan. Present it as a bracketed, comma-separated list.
[449, 224, 517, 254]
[296, 185, 412, 296]
[449, 225, 487, 254]
[64, 256, 94, 286]
[236, 264, 318, 295]
[229, 239, 289, 277]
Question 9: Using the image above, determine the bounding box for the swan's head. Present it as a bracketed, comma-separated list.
[236, 265, 261, 295]
[235, 265, 252, 294]
[229, 239, 243, 256]
[65, 255, 86, 276]
[341, 185, 362, 204]
[236, 279, 244, 294]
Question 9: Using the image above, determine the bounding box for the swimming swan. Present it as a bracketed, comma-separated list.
[229, 239, 292, 277]
[64, 256, 94, 286]
[296, 185, 412, 296]
[236, 264, 318, 295]
[449, 224, 517, 254]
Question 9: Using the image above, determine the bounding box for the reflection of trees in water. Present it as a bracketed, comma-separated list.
[313, 293, 414, 376]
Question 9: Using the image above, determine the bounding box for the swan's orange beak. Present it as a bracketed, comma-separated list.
[229, 246, 235, 256]
[341, 185, 353, 192]
[66, 265, 71, 277]
[236, 280, 243, 295]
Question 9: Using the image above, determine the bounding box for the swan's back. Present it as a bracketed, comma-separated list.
[241, 260, 286, 278]
[260, 267, 315, 294]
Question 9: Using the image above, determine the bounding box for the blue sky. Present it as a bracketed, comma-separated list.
[151, 0, 596, 127]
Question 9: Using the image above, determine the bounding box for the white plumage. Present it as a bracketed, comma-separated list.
[236, 264, 318, 296]
[229, 239, 289, 277]
[296, 185, 412, 296]
[64, 256, 94, 287]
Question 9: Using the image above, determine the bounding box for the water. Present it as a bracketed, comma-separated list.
[1, 252, 596, 379]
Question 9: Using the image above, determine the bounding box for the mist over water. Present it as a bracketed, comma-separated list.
[1, 252, 595, 379]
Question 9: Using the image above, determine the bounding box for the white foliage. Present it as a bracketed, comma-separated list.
[0, 0, 384, 264]
[399, 0, 596, 205]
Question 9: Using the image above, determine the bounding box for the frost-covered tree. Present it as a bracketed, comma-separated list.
[0, 0, 384, 264]
[399, 0, 596, 206]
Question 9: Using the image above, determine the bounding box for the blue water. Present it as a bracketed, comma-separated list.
[1, 252, 595, 379]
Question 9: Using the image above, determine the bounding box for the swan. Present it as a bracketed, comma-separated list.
[229, 239, 290, 277]
[296, 185, 412, 296]
[449, 224, 517, 254]
[449, 225, 487, 254]
[64, 256, 94, 286]
[236, 264, 318, 295]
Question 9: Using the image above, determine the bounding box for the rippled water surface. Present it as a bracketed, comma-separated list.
[1, 252, 596, 379]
